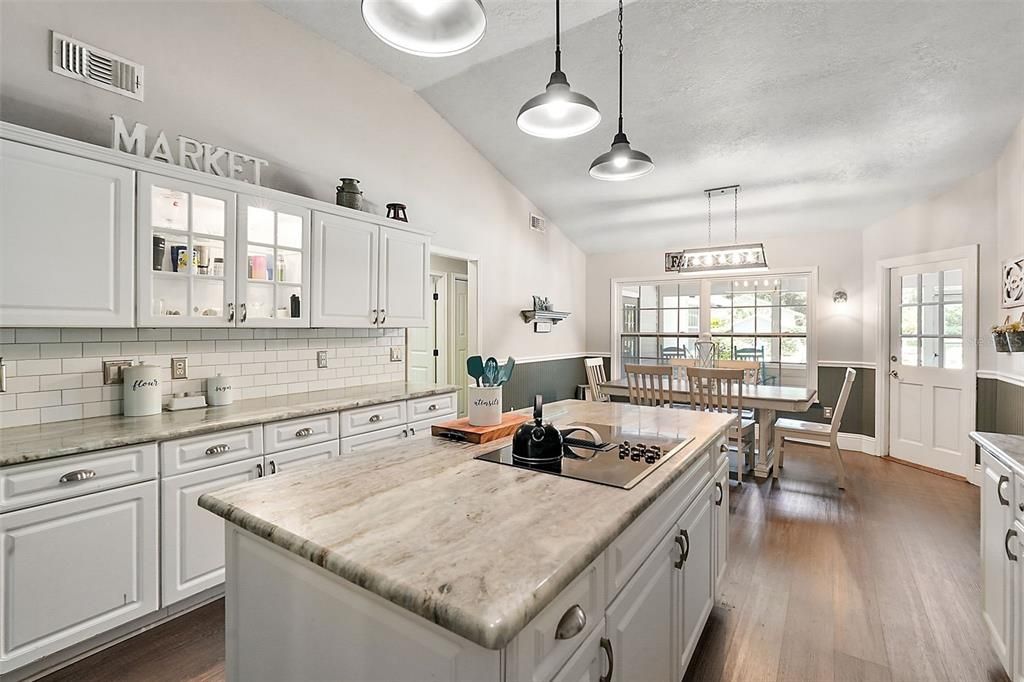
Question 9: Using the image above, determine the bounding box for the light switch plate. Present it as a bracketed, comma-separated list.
[103, 360, 134, 385]
[171, 357, 188, 380]
[316, 351, 328, 369]
[390, 347, 403, 362]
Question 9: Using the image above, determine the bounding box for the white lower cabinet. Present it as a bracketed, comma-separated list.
[0, 481, 159, 674]
[712, 462, 729, 593]
[678, 490, 714, 671]
[161, 457, 262, 606]
[982, 449, 1015, 674]
[1015, 518, 1024, 682]
[266, 440, 339, 474]
[551, 622, 609, 682]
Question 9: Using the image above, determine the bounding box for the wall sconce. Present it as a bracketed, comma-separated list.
[833, 289, 848, 304]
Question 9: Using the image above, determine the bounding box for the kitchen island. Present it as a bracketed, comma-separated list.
[199, 400, 734, 682]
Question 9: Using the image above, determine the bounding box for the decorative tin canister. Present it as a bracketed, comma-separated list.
[336, 178, 363, 211]
[207, 374, 234, 406]
[122, 363, 161, 417]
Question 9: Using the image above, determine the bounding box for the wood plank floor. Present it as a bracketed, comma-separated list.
[40, 444, 1005, 682]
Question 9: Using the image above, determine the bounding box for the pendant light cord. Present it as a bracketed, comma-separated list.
[617, 0, 624, 134]
[734, 187, 739, 243]
[707, 191, 713, 247]
[554, 0, 562, 71]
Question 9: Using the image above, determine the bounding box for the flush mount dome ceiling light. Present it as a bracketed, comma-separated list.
[589, 0, 653, 181]
[516, 0, 601, 139]
[361, 0, 486, 58]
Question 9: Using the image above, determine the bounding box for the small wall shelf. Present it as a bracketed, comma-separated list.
[520, 309, 571, 324]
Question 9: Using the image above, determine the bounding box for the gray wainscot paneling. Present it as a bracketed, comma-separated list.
[502, 356, 609, 411]
[978, 377, 1024, 435]
[776, 366, 876, 437]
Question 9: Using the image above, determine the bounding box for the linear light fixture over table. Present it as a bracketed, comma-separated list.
[517, 0, 601, 139]
[665, 185, 769, 273]
[361, 0, 486, 58]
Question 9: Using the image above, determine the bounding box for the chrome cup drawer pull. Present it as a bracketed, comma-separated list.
[295, 427, 314, 438]
[554, 604, 587, 640]
[368, 414, 382, 424]
[427, 404, 438, 411]
[205, 444, 231, 456]
[58, 469, 97, 484]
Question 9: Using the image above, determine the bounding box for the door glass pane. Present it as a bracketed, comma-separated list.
[921, 304, 939, 336]
[193, 279, 225, 318]
[154, 231, 188, 273]
[921, 271, 940, 303]
[900, 306, 917, 335]
[277, 213, 303, 248]
[733, 290, 755, 307]
[921, 337, 940, 367]
[193, 238, 224, 277]
[943, 304, 962, 336]
[152, 186, 188, 230]
[276, 250, 302, 285]
[152, 277, 188, 317]
[943, 269, 962, 301]
[193, 195, 225, 236]
[710, 281, 732, 308]
[245, 282, 275, 320]
[901, 275, 919, 304]
[248, 206, 275, 244]
[661, 337, 683, 359]
[943, 339, 963, 369]
[901, 337, 919, 365]
[276, 285, 302, 319]
[621, 336, 639, 364]
[247, 245, 275, 282]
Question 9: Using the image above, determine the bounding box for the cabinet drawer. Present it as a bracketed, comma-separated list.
[407, 393, 457, 421]
[340, 401, 406, 437]
[264, 412, 340, 454]
[0, 444, 157, 513]
[267, 440, 340, 474]
[340, 424, 410, 455]
[605, 448, 711, 600]
[507, 556, 606, 682]
[407, 414, 456, 441]
[160, 426, 263, 476]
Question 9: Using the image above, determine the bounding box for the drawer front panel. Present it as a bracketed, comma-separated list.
[340, 401, 407, 437]
[340, 424, 409, 455]
[160, 427, 263, 476]
[264, 412, 340, 454]
[605, 447, 712, 600]
[407, 414, 457, 441]
[508, 556, 606, 682]
[407, 393, 457, 422]
[267, 440, 340, 474]
[0, 444, 157, 513]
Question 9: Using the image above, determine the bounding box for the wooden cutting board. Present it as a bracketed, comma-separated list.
[431, 412, 530, 444]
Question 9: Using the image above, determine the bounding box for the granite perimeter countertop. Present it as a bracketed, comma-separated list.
[198, 400, 734, 650]
[0, 381, 457, 467]
[971, 431, 1024, 474]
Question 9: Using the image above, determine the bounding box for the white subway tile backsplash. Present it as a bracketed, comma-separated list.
[171, 328, 202, 341]
[0, 343, 40, 360]
[41, 404, 83, 422]
[0, 329, 14, 344]
[40, 374, 82, 391]
[155, 341, 188, 354]
[63, 357, 103, 373]
[39, 343, 83, 359]
[0, 408, 40, 428]
[15, 328, 61, 343]
[201, 329, 229, 340]
[60, 328, 102, 342]
[138, 328, 171, 341]
[121, 341, 156, 355]
[18, 391, 62, 409]
[187, 340, 217, 353]
[83, 400, 121, 418]
[17, 359, 63, 376]
[102, 329, 138, 342]
[62, 387, 103, 404]
[83, 342, 121, 357]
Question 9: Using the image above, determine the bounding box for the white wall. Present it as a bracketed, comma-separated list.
[997, 118, 1024, 380]
[0, 1, 587, 361]
[585, 228, 865, 363]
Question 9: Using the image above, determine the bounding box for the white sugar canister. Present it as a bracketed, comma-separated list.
[207, 374, 234, 406]
[122, 363, 162, 417]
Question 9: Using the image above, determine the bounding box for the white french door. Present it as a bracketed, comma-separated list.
[887, 255, 976, 476]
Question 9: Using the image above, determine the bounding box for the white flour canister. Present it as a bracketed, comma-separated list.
[122, 363, 162, 416]
[207, 374, 234, 406]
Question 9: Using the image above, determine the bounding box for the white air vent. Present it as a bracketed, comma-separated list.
[529, 212, 546, 233]
[50, 31, 144, 101]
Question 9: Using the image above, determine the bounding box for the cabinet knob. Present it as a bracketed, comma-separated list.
[205, 444, 231, 456]
[1007, 528, 1019, 562]
[674, 529, 690, 569]
[295, 427, 314, 438]
[58, 469, 97, 484]
[715, 481, 724, 506]
[720, 443, 727, 453]
[554, 604, 586, 640]
[369, 414, 381, 424]
[997, 475, 1010, 506]
[428, 404, 438, 411]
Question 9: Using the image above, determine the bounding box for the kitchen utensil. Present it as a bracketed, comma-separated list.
[511, 395, 563, 463]
[498, 357, 516, 385]
[484, 357, 499, 386]
[467, 356, 484, 387]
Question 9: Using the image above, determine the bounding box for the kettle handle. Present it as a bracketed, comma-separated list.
[533, 394, 544, 422]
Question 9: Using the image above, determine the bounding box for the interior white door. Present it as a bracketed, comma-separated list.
[0, 481, 158, 673]
[0, 140, 135, 327]
[982, 450, 1014, 673]
[887, 259, 976, 476]
[310, 212, 378, 327]
[407, 275, 441, 383]
[451, 276, 470, 417]
[378, 226, 430, 328]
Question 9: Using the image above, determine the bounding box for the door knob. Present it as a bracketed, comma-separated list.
[889, 370, 900, 380]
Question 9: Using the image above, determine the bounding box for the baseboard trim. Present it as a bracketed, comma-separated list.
[882, 455, 970, 483]
[784, 433, 877, 456]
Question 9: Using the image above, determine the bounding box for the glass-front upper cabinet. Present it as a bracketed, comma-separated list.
[236, 196, 311, 327]
[137, 173, 237, 327]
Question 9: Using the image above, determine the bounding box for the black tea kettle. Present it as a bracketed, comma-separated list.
[512, 395, 563, 464]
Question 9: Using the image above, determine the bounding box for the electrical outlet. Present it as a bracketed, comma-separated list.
[103, 359, 134, 385]
[390, 347, 403, 362]
[317, 351, 328, 369]
[171, 357, 189, 380]
[823, 406, 833, 419]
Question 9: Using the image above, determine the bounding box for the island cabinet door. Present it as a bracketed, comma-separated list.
[677, 487, 714, 674]
[604, 527, 680, 682]
[982, 449, 1014, 674]
[161, 457, 262, 606]
[711, 461, 729, 593]
[1015, 519, 1024, 682]
[310, 211, 378, 328]
[0, 481, 158, 675]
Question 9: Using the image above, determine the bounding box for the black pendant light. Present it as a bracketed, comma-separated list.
[361, 0, 486, 58]
[517, 0, 601, 139]
[589, 0, 653, 181]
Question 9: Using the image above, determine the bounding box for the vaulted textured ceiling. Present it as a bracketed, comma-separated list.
[264, 0, 1024, 253]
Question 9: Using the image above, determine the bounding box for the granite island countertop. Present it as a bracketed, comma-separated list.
[198, 399, 735, 650]
[971, 431, 1024, 474]
[0, 381, 456, 467]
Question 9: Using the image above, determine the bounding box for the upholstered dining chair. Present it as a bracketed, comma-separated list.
[773, 367, 856, 489]
[624, 364, 674, 408]
[583, 357, 609, 402]
[686, 367, 756, 483]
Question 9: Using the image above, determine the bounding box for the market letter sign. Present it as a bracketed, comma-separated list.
[110, 114, 269, 185]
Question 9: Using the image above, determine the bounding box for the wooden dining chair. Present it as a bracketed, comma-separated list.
[624, 364, 674, 407]
[584, 357, 609, 402]
[773, 367, 856, 489]
[686, 367, 756, 483]
[668, 357, 698, 382]
[717, 359, 760, 419]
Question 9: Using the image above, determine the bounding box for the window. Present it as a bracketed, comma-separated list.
[615, 272, 815, 388]
[899, 268, 963, 369]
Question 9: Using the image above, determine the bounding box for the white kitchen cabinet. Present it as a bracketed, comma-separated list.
[378, 225, 430, 328]
[0, 481, 159, 674]
[982, 449, 1015, 673]
[136, 172, 237, 327]
[677, 490, 714, 671]
[712, 461, 729, 593]
[0, 139, 135, 327]
[310, 211, 429, 328]
[551, 622, 609, 682]
[236, 195, 310, 327]
[407, 413, 456, 440]
[1015, 518, 1024, 682]
[266, 440, 339, 475]
[161, 457, 262, 605]
[341, 424, 410, 454]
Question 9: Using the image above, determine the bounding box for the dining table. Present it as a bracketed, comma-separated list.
[600, 377, 817, 479]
